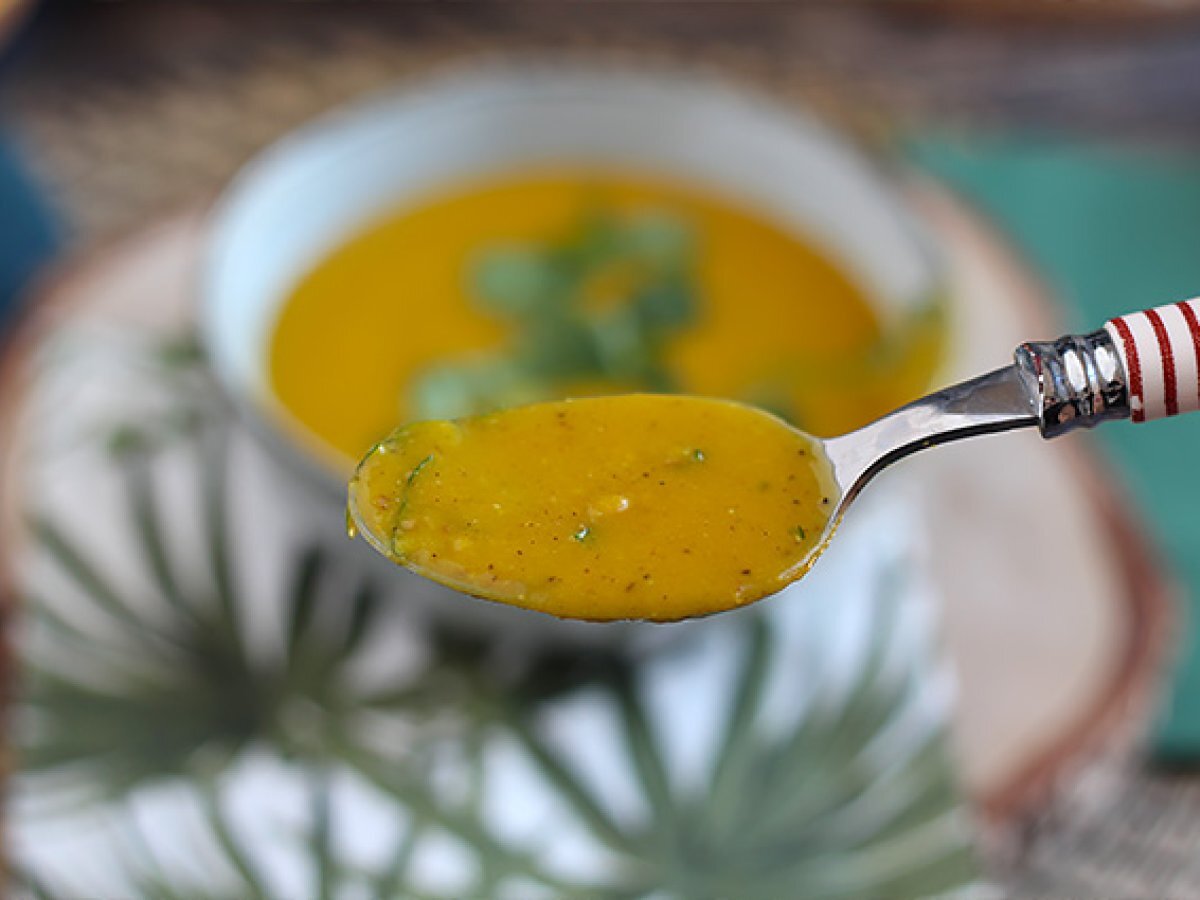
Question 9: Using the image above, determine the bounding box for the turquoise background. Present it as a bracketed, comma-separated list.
[909, 135, 1200, 761]
[0, 129, 57, 326]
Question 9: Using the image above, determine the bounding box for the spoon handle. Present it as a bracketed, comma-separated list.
[1104, 299, 1200, 423]
[1014, 298, 1200, 437]
[829, 299, 1199, 497]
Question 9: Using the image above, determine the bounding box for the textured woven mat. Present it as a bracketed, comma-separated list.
[8, 3, 1200, 243]
[5, 5, 1200, 896]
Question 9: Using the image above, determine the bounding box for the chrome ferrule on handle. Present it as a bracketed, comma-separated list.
[1014, 328, 1131, 439]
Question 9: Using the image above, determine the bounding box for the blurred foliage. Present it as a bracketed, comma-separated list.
[15, 335, 976, 898]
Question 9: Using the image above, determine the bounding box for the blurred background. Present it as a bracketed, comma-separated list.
[6, 2, 1200, 897]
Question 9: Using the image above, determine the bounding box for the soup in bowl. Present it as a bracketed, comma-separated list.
[203, 67, 945, 624]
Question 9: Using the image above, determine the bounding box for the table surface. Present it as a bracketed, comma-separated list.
[5, 4, 1200, 895]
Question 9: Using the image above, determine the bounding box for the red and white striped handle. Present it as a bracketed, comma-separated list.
[1104, 299, 1200, 423]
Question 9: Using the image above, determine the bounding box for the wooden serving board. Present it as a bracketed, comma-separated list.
[904, 184, 1171, 823]
[0, 183, 1172, 833]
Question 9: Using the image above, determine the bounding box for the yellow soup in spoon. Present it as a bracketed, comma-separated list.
[349, 395, 838, 622]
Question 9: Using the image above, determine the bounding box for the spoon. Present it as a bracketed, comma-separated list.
[349, 298, 1196, 621]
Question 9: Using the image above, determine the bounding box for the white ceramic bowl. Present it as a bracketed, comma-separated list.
[202, 65, 941, 494]
[201, 66, 944, 643]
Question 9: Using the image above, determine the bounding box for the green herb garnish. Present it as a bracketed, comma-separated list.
[408, 206, 701, 420]
[391, 453, 434, 547]
[405, 454, 434, 488]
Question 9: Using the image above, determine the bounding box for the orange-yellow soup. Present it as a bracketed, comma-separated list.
[350, 395, 838, 622]
[269, 170, 940, 468]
